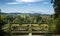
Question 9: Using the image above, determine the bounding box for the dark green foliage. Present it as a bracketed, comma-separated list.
[52, 0, 60, 34]
[0, 14, 42, 24]
[0, 16, 9, 36]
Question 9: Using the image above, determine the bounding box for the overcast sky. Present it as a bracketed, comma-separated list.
[0, 0, 54, 14]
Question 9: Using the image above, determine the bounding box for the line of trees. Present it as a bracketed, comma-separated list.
[0, 14, 44, 24]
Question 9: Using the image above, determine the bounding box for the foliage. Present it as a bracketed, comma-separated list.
[52, 0, 60, 34]
[0, 13, 56, 35]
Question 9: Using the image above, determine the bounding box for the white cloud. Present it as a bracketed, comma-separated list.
[7, 2, 19, 4]
[7, 0, 45, 4]
[16, 0, 44, 3]
[43, 2, 49, 4]
[27, 4, 34, 5]
[7, 2, 20, 4]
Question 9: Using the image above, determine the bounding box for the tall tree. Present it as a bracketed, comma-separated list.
[0, 15, 8, 36]
[52, 0, 60, 34]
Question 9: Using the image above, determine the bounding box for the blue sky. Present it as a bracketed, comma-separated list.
[0, 0, 54, 14]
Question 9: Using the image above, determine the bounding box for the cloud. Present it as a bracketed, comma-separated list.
[43, 2, 49, 4]
[16, 0, 44, 3]
[27, 3, 35, 6]
[7, 2, 19, 4]
[7, 0, 45, 4]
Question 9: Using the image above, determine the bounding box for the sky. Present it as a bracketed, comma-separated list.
[0, 0, 54, 14]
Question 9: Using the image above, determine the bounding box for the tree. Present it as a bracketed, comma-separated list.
[13, 15, 23, 24]
[0, 15, 9, 36]
[52, 0, 60, 34]
[31, 14, 42, 24]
